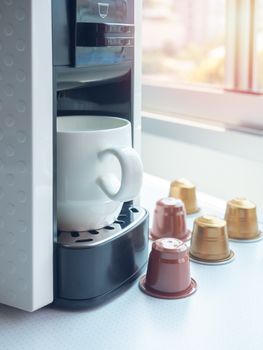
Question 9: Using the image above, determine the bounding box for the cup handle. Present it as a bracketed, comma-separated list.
[97, 147, 143, 201]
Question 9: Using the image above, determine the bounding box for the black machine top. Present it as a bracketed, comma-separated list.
[52, 0, 134, 67]
[76, 0, 133, 24]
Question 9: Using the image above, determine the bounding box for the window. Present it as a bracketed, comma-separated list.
[142, 0, 263, 132]
[143, 0, 225, 89]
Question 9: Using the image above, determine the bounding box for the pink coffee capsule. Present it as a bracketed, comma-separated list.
[150, 198, 191, 242]
[139, 238, 197, 299]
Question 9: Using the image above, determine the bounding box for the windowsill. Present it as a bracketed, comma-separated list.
[142, 112, 263, 163]
[142, 84, 263, 132]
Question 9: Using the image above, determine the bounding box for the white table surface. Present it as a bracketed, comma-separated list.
[0, 174, 263, 350]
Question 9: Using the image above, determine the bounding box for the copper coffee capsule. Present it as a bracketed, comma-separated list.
[139, 238, 197, 299]
[225, 198, 263, 242]
[169, 178, 199, 214]
[189, 216, 234, 265]
[150, 198, 191, 242]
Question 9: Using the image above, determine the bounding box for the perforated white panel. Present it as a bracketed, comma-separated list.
[0, 0, 53, 311]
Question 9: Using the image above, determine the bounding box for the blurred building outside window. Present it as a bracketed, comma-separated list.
[142, 0, 263, 93]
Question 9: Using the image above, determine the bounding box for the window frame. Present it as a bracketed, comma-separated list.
[142, 83, 263, 133]
[142, 0, 263, 134]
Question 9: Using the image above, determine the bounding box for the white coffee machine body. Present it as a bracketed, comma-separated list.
[0, 0, 53, 312]
[0, 0, 147, 312]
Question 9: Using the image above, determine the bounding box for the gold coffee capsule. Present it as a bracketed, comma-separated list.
[189, 216, 234, 264]
[169, 178, 199, 214]
[225, 198, 262, 241]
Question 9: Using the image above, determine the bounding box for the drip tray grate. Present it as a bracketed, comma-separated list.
[57, 205, 146, 248]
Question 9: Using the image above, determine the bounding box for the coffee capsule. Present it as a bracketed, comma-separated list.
[150, 198, 191, 242]
[225, 198, 263, 242]
[189, 216, 235, 265]
[169, 178, 199, 214]
[139, 238, 197, 299]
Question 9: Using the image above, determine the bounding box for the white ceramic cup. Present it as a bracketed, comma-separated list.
[57, 116, 143, 232]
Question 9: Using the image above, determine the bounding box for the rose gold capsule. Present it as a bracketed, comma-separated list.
[139, 238, 197, 299]
[225, 198, 263, 241]
[189, 216, 234, 264]
[169, 178, 199, 214]
[150, 198, 191, 242]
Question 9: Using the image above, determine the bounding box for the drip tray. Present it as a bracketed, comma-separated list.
[54, 204, 149, 308]
[58, 204, 146, 248]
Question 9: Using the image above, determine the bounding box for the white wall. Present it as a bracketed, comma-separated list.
[142, 126, 263, 215]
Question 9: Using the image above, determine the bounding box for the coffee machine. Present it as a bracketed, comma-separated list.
[0, 0, 148, 311]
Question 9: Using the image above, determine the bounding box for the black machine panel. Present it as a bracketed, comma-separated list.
[75, 0, 134, 67]
[76, 0, 133, 24]
[52, 0, 134, 67]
